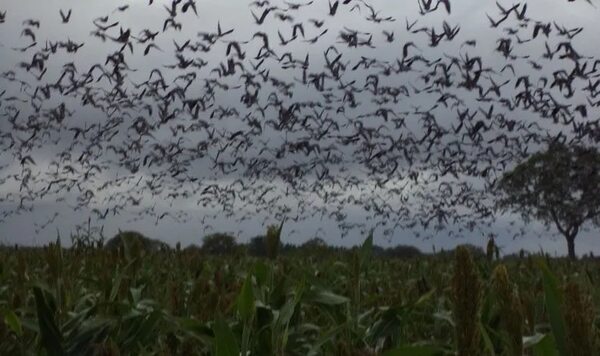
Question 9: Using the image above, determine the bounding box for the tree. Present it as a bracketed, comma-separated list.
[201, 233, 237, 255]
[247, 235, 267, 257]
[297, 237, 329, 257]
[496, 142, 600, 259]
[104, 230, 168, 252]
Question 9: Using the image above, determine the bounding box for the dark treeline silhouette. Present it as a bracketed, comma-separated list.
[96, 229, 465, 258]
[5, 229, 600, 261]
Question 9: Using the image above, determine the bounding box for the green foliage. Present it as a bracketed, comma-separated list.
[213, 317, 239, 356]
[0, 241, 599, 354]
[33, 285, 63, 356]
[538, 258, 568, 356]
[3, 310, 22, 337]
[237, 273, 254, 321]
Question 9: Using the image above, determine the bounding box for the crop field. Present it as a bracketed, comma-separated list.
[1, 234, 599, 355]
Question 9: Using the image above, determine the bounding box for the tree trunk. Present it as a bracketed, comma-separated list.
[566, 234, 576, 260]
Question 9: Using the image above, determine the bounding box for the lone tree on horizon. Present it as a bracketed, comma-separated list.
[495, 142, 600, 259]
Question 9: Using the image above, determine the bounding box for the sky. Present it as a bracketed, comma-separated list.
[0, 0, 599, 256]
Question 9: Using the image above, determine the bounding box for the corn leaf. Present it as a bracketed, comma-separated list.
[4, 310, 23, 337]
[213, 317, 240, 356]
[537, 259, 567, 356]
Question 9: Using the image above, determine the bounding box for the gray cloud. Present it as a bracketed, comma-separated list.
[0, 0, 599, 256]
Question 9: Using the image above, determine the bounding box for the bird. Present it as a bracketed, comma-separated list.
[418, 0, 451, 14]
[144, 43, 161, 55]
[217, 22, 234, 37]
[382, 30, 394, 42]
[251, 0, 271, 7]
[182, 0, 198, 15]
[251, 6, 277, 25]
[21, 28, 36, 42]
[59, 9, 72, 23]
[486, 13, 509, 28]
[328, 0, 339, 16]
[113, 5, 130, 12]
[567, 0, 595, 6]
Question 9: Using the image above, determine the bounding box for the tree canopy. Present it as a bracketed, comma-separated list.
[496, 142, 600, 259]
[104, 230, 167, 252]
[201, 233, 237, 255]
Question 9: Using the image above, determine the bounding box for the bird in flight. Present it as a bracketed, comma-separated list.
[59, 9, 72, 23]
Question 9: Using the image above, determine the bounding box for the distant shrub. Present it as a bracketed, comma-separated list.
[183, 244, 202, 253]
[301, 237, 327, 249]
[104, 230, 167, 252]
[459, 244, 485, 258]
[371, 245, 386, 257]
[280, 243, 299, 255]
[297, 237, 332, 259]
[247, 235, 267, 257]
[385, 244, 422, 258]
[201, 233, 237, 255]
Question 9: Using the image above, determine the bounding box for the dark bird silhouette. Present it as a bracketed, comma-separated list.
[59, 9, 72, 23]
[553, 21, 583, 39]
[278, 30, 297, 45]
[94, 21, 119, 31]
[567, 0, 595, 7]
[23, 19, 40, 28]
[251, 0, 271, 7]
[144, 43, 161, 55]
[173, 39, 190, 52]
[309, 18, 325, 28]
[217, 21, 234, 37]
[113, 5, 130, 13]
[21, 28, 36, 42]
[182, 0, 198, 15]
[419, 0, 451, 15]
[329, 0, 339, 16]
[486, 12, 509, 28]
[251, 6, 277, 25]
[286, 1, 314, 9]
[532, 22, 551, 39]
[163, 17, 182, 32]
[382, 30, 394, 42]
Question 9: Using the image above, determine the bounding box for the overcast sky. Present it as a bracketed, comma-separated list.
[0, 0, 599, 256]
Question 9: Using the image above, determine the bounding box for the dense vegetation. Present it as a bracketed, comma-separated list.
[1, 231, 599, 355]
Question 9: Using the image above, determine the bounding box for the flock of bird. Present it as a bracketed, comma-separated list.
[0, 0, 598, 241]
